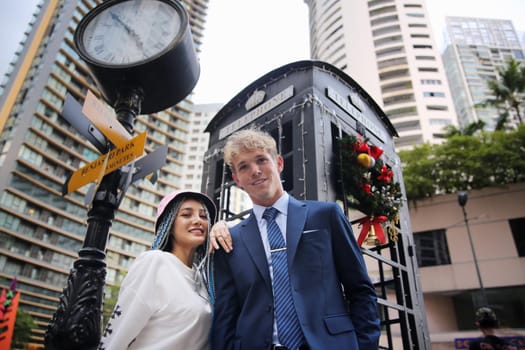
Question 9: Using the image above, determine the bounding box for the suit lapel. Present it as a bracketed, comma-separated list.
[239, 199, 307, 289]
[239, 214, 272, 289]
[286, 197, 308, 265]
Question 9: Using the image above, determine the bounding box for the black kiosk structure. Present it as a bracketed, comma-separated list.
[202, 60, 430, 349]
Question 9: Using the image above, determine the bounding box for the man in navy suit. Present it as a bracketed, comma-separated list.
[211, 129, 380, 350]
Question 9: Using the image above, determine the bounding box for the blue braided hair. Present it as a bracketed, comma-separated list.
[193, 204, 214, 303]
[151, 200, 180, 251]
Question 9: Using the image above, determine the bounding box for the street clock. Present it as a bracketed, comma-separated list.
[74, 0, 199, 114]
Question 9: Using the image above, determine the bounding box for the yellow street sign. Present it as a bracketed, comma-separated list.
[82, 90, 132, 147]
[64, 132, 147, 194]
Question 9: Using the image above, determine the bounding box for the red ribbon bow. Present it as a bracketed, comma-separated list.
[354, 139, 384, 163]
[354, 140, 370, 154]
[369, 145, 383, 160]
[359, 182, 372, 194]
[377, 165, 393, 183]
[357, 216, 388, 246]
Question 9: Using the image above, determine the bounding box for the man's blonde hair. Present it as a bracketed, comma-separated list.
[223, 129, 278, 170]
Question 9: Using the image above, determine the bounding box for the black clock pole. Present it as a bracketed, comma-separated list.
[44, 0, 199, 348]
[45, 89, 142, 350]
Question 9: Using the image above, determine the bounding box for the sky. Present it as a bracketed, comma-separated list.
[1, 0, 524, 105]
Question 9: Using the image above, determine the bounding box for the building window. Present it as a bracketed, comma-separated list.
[418, 67, 438, 72]
[386, 106, 418, 118]
[430, 118, 452, 126]
[423, 92, 445, 97]
[453, 286, 525, 329]
[509, 217, 525, 257]
[415, 55, 435, 60]
[408, 23, 427, 28]
[414, 228, 451, 267]
[426, 105, 448, 111]
[421, 79, 442, 85]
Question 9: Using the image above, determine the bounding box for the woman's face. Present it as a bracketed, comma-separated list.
[172, 198, 209, 250]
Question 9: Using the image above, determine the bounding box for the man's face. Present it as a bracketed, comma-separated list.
[231, 148, 284, 207]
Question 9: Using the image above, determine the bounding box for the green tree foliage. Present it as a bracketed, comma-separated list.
[12, 308, 36, 348]
[443, 120, 486, 138]
[399, 125, 525, 200]
[480, 58, 525, 129]
[398, 143, 436, 200]
[102, 283, 121, 329]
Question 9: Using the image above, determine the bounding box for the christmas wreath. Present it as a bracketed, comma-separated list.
[339, 135, 403, 246]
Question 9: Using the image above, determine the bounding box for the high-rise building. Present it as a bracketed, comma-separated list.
[0, 0, 210, 344]
[442, 16, 525, 130]
[182, 103, 252, 217]
[303, 0, 458, 149]
[182, 103, 221, 191]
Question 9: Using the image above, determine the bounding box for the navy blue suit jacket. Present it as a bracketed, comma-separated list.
[211, 196, 381, 350]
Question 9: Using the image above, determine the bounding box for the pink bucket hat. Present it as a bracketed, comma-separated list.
[155, 190, 217, 233]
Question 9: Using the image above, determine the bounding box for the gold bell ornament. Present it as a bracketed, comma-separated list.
[365, 223, 379, 246]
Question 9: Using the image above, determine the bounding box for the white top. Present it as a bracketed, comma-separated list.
[99, 250, 211, 350]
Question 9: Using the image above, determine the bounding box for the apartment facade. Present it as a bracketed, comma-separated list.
[181, 103, 222, 191]
[303, 0, 458, 149]
[0, 0, 210, 344]
[442, 17, 525, 131]
[182, 103, 252, 219]
[409, 183, 525, 349]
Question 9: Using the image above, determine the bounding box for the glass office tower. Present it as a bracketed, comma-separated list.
[443, 16, 525, 130]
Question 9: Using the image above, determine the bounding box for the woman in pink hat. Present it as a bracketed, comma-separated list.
[99, 190, 229, 350]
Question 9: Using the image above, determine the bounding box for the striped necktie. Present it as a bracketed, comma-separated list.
[263, 207, 304, 349]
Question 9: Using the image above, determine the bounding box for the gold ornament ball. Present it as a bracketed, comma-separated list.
[357, 153, 372, 168]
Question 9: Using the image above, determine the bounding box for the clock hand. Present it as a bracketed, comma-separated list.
[110, 11, 131, 34]
[109, 12, 145, 51]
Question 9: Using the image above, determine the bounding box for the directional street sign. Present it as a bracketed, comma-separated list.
[60, 91, 168, 198]
[82, 90, 132, 147]
[62, 94, 108, 153]
[128, 145, 168, 184]
[63, 132, 147, 194]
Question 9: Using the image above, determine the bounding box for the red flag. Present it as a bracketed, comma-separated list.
[0, 284, 20, 350]
[0, 289, 6, 317]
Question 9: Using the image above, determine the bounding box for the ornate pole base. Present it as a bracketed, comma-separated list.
[45, 253, 106, 350]
[45, 180, 119, 349]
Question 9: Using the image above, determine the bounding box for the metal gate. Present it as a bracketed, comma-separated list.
[202, 60, 431, 349]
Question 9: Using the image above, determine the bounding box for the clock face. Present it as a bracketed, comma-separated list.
[81, 0, 182, 66]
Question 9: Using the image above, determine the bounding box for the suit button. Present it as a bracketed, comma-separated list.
[266, 304, 272, 312]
